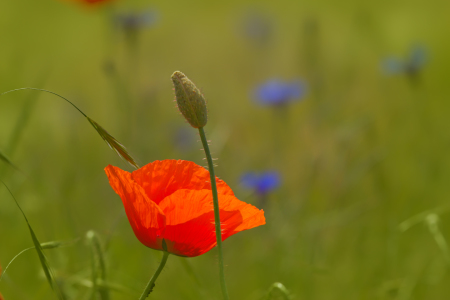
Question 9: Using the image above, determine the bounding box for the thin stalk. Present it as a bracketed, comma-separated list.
[138, 251, 170, 300]
[426, 214, 450, 266]
[1, 88, 87, 117]
[87, 231, 109, 300]
[198, 127, 229, 300]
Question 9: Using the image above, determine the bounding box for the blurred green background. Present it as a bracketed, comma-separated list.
[1, 0, 450, 299]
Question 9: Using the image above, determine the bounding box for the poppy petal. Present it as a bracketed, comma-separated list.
[164, 211, 217, 257]
[159, 189, 264, 257]
[105, 165, 166, 250]
[158, 189, 214, 226]
[218, 194, 265, 237]
[131, 160, 234, 205]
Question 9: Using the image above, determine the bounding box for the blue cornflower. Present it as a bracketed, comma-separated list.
[173, 126, 196, 152]
[254, 79, 306, 106]
[115, 10, 159, 31]
[240, 10, 273, 45]
[382, 45, 427, 76]
[241, 171, 281, 195]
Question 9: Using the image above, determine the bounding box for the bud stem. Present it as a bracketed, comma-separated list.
[198, 127, 230, 300]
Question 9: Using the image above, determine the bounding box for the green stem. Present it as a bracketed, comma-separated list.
[198, 127, 229, 300]
[87, 231, 109, 300]
[1, 88, 87, 117]
[266, 282, 291, 300]
[138, 250, 170, 300]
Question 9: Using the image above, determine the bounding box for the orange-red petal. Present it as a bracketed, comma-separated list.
[158, 189, 215, 256]
[218, 193, 266, 237]
[158, 189, 214, 226]
[159, 189, 265, 257]
[131, 160, 234, 205]
[164, 211, 217, 257]
[105, 165, 166, 250]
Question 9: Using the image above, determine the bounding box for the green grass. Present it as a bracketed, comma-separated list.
[1, 0, 450, 299]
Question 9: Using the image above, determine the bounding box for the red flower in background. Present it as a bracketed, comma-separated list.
[105, 160, 265, 257]
[81, 0, 111, 3]
[67, 0, 113, 5]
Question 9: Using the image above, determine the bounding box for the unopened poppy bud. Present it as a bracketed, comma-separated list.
[171, 71, 208, 128]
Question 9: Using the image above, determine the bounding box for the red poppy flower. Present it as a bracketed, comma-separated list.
[105, 159, 265, 257]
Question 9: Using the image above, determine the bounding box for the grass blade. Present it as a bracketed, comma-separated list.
[265, 282, 292, 300]
[0, 247, 34, 282]
[86, 231, 110, 300]
[87, 118, 139, 169]
[0, 149, 20, 172]
[0, 88, 139, 169]
[0, 264, 4, 300]
[398, 205, 450, 232]
[6, 77, 47, 155]
[0, 240, 79, 283]
[1, 181, 66, 300]
[73, 278, 139, 297]
[425, 214, 450, 266]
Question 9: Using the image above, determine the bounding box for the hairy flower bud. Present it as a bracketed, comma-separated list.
[171, 71, 208, 128]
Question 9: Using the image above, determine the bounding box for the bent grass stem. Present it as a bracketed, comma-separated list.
[198, 127, 230, 300]
[0, 88, 139, 169]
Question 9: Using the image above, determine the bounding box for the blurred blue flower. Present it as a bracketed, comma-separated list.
[382, 45, 428, 76]
[382, 57, 404, 74]
[173, 126, 196, 152]
[241, 171, 281, 195]
[115, 10, 159, 31]
[254, 79, 306, 106]
[240, 10, 273, 45]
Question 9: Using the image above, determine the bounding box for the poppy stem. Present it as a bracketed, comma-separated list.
[198, 127, 230, 300]
[138, 251, 170, 300]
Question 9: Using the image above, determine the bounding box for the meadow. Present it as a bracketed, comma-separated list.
[1, 0, 450, 299]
